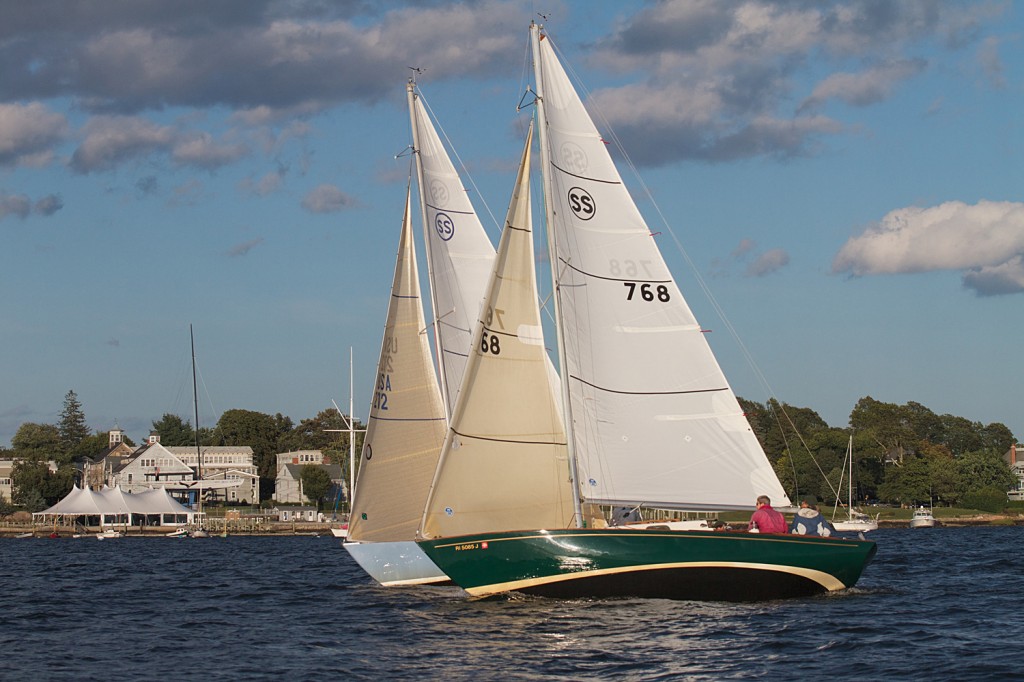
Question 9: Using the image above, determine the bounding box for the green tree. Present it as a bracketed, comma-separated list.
[11, 423, 60, 460]
[300, 465, 333, 510]
[214, 409, 293, 499]
[954, 450, 1016, 498]
[18, 488, 47, 513]
[57, 390, 91, 459]
[850, 397, 917, 461]
[75, 431, 134, 460]
[153, 413, 196, 446]
[979, 422, 1015, 454]
[877, 455, 932, 506]
[937, 414, 983, 455]
[962, 486, 1008, 513]
[11, 460, 73, 508]
[903, 401, 943, 443]
[0, 492, 15, 517]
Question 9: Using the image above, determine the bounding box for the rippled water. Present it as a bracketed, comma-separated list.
[1, 527, 1018, 680]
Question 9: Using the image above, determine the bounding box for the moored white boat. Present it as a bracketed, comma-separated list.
[831, 436, 879, 533]
[909, 506, 935, 528]
[832, 511, 880, 533]
[96, 529, 123, 540]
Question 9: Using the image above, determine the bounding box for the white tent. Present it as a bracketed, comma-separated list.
[33, 485, 198, 528]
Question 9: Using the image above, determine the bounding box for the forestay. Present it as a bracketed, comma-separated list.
[420, 124, 576, 539]
[347, 188, 448, 543]
[534, 32, 790, 511]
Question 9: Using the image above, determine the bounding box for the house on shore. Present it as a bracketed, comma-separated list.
[1005, 444, 1024, 502]
[274, 450, 344, 505]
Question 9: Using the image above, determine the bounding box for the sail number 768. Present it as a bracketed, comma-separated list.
[624, 282, 671, 302]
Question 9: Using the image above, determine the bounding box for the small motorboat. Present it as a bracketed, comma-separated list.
[909, 506, 935, 528]
[96, 529, 124, 540]
[166, 527, 190, 538]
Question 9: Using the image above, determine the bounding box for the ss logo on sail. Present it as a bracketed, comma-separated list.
[568, 187, 595, 220]
[435, 212, 455, 241]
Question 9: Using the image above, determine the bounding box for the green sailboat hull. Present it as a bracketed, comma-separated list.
[417, 528, 876, 601]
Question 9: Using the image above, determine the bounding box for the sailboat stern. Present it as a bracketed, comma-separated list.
[418, 529, 876, 602]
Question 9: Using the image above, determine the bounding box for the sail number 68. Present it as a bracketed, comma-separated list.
[624, 282, 670, 302]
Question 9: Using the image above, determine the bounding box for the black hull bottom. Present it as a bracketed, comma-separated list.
[509, 565, 830, 602]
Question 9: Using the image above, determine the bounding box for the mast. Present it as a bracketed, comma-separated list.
[190, 324, 203, 526]
[530, 21, 584, 527]
[847, 435, 854, 521]
[407, 79, 451, 420]
[348, 346, 356, 507]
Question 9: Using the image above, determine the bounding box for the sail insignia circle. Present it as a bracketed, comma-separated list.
[435, 212, 455, 240]
[567, 187, 595, 220]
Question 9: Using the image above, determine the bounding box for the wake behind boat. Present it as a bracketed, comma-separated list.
[416, 22, 876, 602]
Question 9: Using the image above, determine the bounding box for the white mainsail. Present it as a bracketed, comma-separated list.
[420, 123, 576, 539]
[532, 26, 790, 512]
[408, 84, 497, 417]
[347, 186, 448, 543]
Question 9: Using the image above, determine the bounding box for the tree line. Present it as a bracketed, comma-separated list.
[2, 390, 363, 512]
[741, 395, 1017, 512]
[2, 390, 1018, 514]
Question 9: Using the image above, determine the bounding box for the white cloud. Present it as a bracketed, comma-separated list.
[586, 1, 1006, 164]
[33, 194, 63, 216]
[833, 200, 1024, 295]
[963, 256, 1024, 296]
[0, 102, 67, 167]
[171, 132, 249, 169]
[732, 238, 757, 258]
[0, 193, 31, 221]
[227, 237, 265, 257]
[70, 115, 176, 173]
[0, 192, 64, 222]
[976, 35, 1006, 89]
[746, 248, 790, 277]
[800, 59, 927, 111]
[301, 183, 354, 213]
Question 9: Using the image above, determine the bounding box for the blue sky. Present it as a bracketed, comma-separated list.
[2, 0, 1021, 448]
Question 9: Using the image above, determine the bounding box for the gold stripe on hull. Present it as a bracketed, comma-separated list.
[462, 561, 846, 597]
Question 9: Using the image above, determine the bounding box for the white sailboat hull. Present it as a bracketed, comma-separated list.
[832, 519, 879, 532]
[343, 541, 450, 586]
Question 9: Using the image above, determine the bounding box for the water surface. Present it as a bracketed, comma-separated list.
[1, 527, 1017, 680]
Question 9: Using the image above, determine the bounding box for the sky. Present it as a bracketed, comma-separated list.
[2, 0, 1022, 449]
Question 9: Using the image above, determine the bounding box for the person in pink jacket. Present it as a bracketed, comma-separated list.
[747, 495, 787, 533]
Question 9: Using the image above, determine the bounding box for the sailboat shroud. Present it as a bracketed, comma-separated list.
[417, 23, 876, 602]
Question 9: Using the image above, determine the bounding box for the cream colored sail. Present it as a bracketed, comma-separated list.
[420, 123, 575, 539]
[347, 187, 448, 543]
[532, 25, 790, 512]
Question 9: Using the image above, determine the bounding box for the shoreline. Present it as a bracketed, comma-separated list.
[4, 515, 1023, 538]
